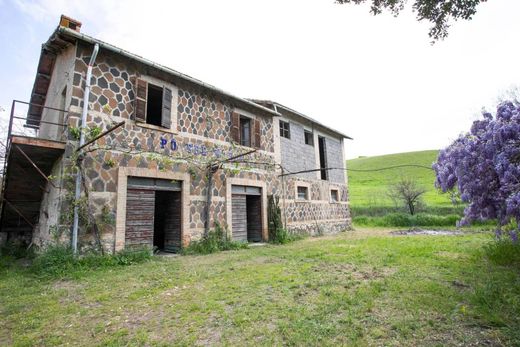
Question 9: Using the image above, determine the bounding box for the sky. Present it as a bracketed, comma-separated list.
[0, 0, 519, 159]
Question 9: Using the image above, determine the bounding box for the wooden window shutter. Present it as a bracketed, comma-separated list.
[161, 87, 172, 128]
[231, 111, 240, 143]
[254, 118, 261, 149]
[135, 78, 147, 122]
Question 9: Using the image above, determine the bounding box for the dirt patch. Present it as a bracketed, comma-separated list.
[391, 229, 463, 236]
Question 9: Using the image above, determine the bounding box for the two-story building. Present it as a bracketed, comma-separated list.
[0, 16, 351, 253]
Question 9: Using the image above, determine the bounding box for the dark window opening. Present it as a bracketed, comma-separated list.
[146, 83, 163, 127]
[304, 130, 313, 146]
[297, 186, 309, 200]
[331, 189, 339, 202]
[280, 120, 290, 139]
[240, 117, 251, 147]
[318, 136, 328, 180]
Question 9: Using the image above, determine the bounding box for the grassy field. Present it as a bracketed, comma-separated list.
[347, 150, 451, 209]
[1, 230, 519, 346]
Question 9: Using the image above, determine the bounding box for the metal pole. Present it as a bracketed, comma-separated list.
[72, 43, 99, 254]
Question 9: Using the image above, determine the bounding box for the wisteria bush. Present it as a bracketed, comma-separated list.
[433, 101, 520, 242]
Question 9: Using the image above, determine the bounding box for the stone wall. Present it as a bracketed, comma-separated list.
[32, 41, 351, 252]
[324, 136, 346, 184]
[279, 120, 317, 180]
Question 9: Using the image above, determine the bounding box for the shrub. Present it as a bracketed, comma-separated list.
[269, 227, 302, 244]
[30, 244, 152, 278]
[484, 239, 520, 266]
[182, 223, 248, 255]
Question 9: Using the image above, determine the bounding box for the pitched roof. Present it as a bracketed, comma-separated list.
[249, 99, 352, 140]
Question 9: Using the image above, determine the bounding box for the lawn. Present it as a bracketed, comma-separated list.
[1, 230, 519, 346]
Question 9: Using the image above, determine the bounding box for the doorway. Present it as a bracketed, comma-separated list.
[125, 177, 182, 252]
[231, 185, 262, 242]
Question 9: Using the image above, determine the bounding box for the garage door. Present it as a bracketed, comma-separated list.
[125, 188, 155, 249]
[232, 194, 247, 242]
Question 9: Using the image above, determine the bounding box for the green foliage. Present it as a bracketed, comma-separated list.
[182, 223, 248, 255]
[267, 194, 302, 244]
[336, 0, 485, 41]
[69, 126, 81, 140]
[269, 227, 302, 245]
[88, 126, 102, 140]
[30, 244, 152, 278]
[484, 239, 520, 266]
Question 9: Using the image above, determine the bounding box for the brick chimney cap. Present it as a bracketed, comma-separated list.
[59, 15, 82, 32]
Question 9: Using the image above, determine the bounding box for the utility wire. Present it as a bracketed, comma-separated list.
[279, 164, 433, 177]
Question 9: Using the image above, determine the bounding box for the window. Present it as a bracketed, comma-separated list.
[330, 189, 339, 202]
[304, 130, 313, 146]
[297, 186, 309, 200]
[240, 117, 251, 147]
[279, 120, 290, 139]
[135, 78, 172, 129]
[231, 111, 261, 149]
[318, 136, 328, 180]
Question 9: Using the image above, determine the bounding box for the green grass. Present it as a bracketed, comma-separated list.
[347, 150, 454, 209]
[1, 230, 519, 346]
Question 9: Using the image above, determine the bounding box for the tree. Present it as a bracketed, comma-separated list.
[433, 101, 520, 237]
[336, 0, 486, 41]
[387, 177, 426, 215]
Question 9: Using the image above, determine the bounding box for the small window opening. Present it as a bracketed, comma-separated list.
[240, 117, 251, 147]
[304, 130, 313, 146]
[146, 83, 163, 126]
[318, 136, 328, 180]
[331, 189, 339, 202]
[280, 120, 290, 139]
[297, 186, 309, 200]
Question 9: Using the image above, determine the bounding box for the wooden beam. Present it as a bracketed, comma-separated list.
[11, 136, 65, 150]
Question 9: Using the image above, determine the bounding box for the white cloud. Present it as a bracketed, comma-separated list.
[5, 0, 520, 158]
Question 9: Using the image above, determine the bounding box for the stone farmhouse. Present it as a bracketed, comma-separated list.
[0, 16, 352, 253]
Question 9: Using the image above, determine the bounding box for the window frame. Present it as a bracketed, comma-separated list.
[330, 189, 339, 203]
[304, 129, 314, 146]
[279, 119, 290, 139]
[239, 116, 252, 147]
[134, 75, 178, 134]
[297, 186, 309, 200]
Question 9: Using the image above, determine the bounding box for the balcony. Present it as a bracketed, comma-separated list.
[0, 100, 67, 240]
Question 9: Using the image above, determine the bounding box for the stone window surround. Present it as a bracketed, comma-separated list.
[115, 167, 190, 252]
[294, 181, 311, 202]
[134, 74, 179, 134]
[226, 177, 268, 242]
[279, 118, 291, 139]
[330, 187, 340, 203]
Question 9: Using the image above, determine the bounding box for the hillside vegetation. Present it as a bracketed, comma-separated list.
[347, 150, 451, 207]
[347, 150, 466, 226]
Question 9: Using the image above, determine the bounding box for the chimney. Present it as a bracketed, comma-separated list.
[59, 15, 82, 32]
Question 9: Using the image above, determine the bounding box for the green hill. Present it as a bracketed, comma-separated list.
[346, 150, 453, 210]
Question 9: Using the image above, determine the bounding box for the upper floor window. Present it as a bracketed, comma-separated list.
[279, 120, 290, 139]
[231, 111, 261, 149]
[304, 130, 313, 146]
[297, 186, 309, 200]
[240, 116, 251, 147]
[135, 78, 172, 128]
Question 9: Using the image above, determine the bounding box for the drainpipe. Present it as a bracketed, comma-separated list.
[72, 43, 99, 254]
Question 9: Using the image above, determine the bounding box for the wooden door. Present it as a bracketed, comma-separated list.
[232, 194, 247, 242]
[125, 188, 155, 249]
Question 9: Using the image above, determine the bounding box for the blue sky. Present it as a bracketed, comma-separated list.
[1, 0, 520, 158]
